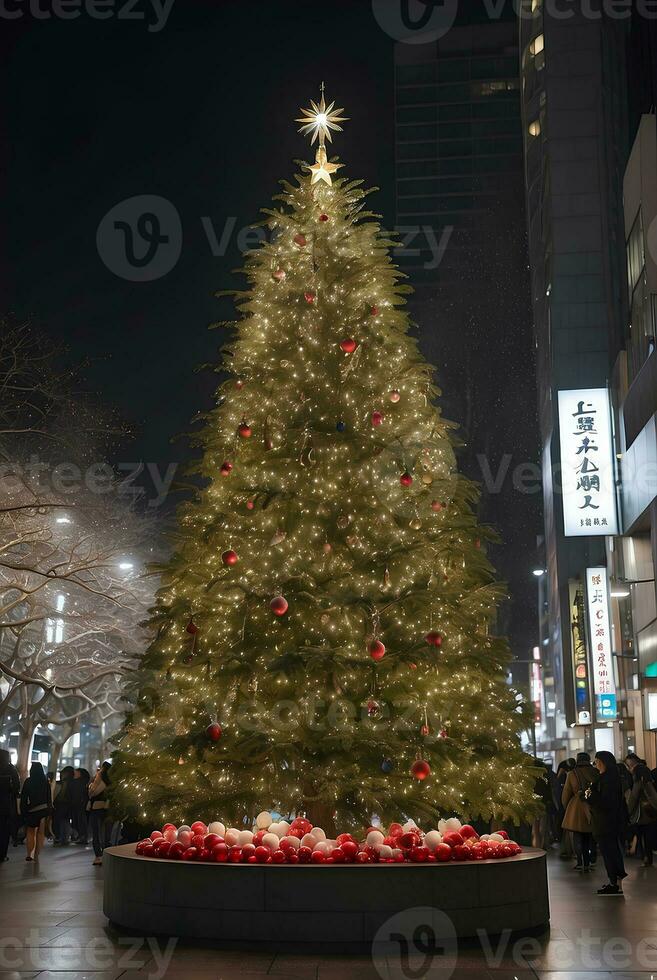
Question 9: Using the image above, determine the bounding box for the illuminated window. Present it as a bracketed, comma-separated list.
[528, 119, 541, 137]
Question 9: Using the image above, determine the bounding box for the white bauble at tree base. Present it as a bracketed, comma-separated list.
[378, 844, 393, 860]
[392, 848, 404, 860]
[301, 833, 316, 849]
[208, 822, 225, 837]
[489, 833, 505, 843]
[311, 827, 326, 842]
[281, 835, 300, 850]
[439, 817, 462, 834]
[177, 825, 191, 840]
[314, 840, 332, 855]
[224, 829, 240, 846]
[402, 820, 418, 833]
[424, 830, 443, 851]
[262, 833, 280, 852]
[366, 830, 385, 847]
[255, 811, 272, 830]
[238, 830, 254, 847]
[269, 822, 287, 838]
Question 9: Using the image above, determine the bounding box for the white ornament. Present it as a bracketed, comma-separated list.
[238, 830, 254, 847]
[262, 832, 280, 852]
[281, 835, 300, 850]
[176, 825, 191, 840]
[444, 817, 462, 832]
[392, 847, 404, 860]
[255, 811, 272, 830]
[367, 830, 385, 847]
[224, 828, 240, 846]
[269, 822, 288, 838]
[479, 834, 490, 841]
[424, 831, 443, 851]
[277, 820, 291, 835]
[378, 844, 393, 859]
[301, 833, 316, 849]
[489, 833, 505, 843]
[314, 840, 332, 855]
[208, 821, 225, 837]
[311, 826, 326, 841]
[402, 820, 418, 833]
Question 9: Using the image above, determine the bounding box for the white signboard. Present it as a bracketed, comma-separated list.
[585, 567, 617, 722]
[558, 388, 618, 536]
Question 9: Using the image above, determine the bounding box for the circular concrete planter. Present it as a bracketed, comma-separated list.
[103, 844, 549, 945]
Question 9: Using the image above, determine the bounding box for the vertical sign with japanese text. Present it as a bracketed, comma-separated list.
[585, 567, 617, 722]
[557, 388, 618, 536]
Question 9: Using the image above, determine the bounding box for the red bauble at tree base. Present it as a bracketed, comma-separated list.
[221, 549, 238, 566]
[270, 595, 289, 616]
[369, 639, 386, 662]
[206, 723, 222, 742]
[340, 338, 358, 354]
[400, 471, 413, 487]
[425, 631, 442, 647]
[220, 461, 233, 477]
[411, 759, 431, 781]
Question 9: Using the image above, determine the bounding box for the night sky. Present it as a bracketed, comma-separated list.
[2, 0, 541, 657]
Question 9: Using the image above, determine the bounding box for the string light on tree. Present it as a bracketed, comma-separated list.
[109, 84, 538, 834]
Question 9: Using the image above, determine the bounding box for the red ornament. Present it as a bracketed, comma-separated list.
[304, 291, 316, 304]
[221, 549, 238, 566]
[371, 411, 384, 427]
[460, 825, 478, 840]
[238, 422, 252, 439]
[442, 831, 464, 847]
[420, 724, 430, 736]
[246, 500, 255, 510]
[435, 843, 453, 862]
[475, 538, 481, 549]
[270, 595, 289, 616]
[400, 472, 413, 487]
[370, 305, 380, 316]
[255, 845, 270, 863]
[220, 461, 233, 477]
[411, 759, 431, 781]
[389, 389, 401, 403]
[340, 338, 358, 354]
[438, 727, 448, 739]
[272, 268, 286, 281]
[341, 840, 358, 861]
[206, 723, 222, 742]
[369, 639, 386, 662]
[431, 500, 443, 512]
[294, 233, 307, 247]
[235, 380, 244, 389]
[425, 631, 442, 647]
[367, 698, 380, 718]
[186, 619, 199, 635]
[319, 213, 329, 222]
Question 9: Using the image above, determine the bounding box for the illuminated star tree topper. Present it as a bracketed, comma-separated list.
[296, 83, 347, 186]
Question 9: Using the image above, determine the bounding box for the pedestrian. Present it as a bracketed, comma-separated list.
[556, 759, 575, 858]
[52, 766, 74, 846]
[586, 750, 627, 895]
[70, 769, 89, 845]
[531, 760, 552, 848]
[20, 762, 52, 862]
[0, 749, 20, 862]
[87, 762, 111, 866]
[625, 752, 657, 867]
[561, 751, 597, 870]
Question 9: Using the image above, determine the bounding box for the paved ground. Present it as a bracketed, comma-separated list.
[0, 841, 656, 979]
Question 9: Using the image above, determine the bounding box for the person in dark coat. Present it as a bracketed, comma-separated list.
[586, 751, 627, 895]
[20, 762, 52, 862]
[0, 750, 20, 861]
[52, 766, 74, 846]
[625, 753, 657, 866]
[70, 768, 89, 845]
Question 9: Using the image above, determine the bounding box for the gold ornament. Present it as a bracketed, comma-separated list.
[296, 90, 348, 145]
[308, 145, 342, 186]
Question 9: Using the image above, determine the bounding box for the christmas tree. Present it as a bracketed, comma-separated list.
[111, 89, 537, 833]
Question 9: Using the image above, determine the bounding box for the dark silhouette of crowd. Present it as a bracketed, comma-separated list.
[0, 754, 115, 866]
